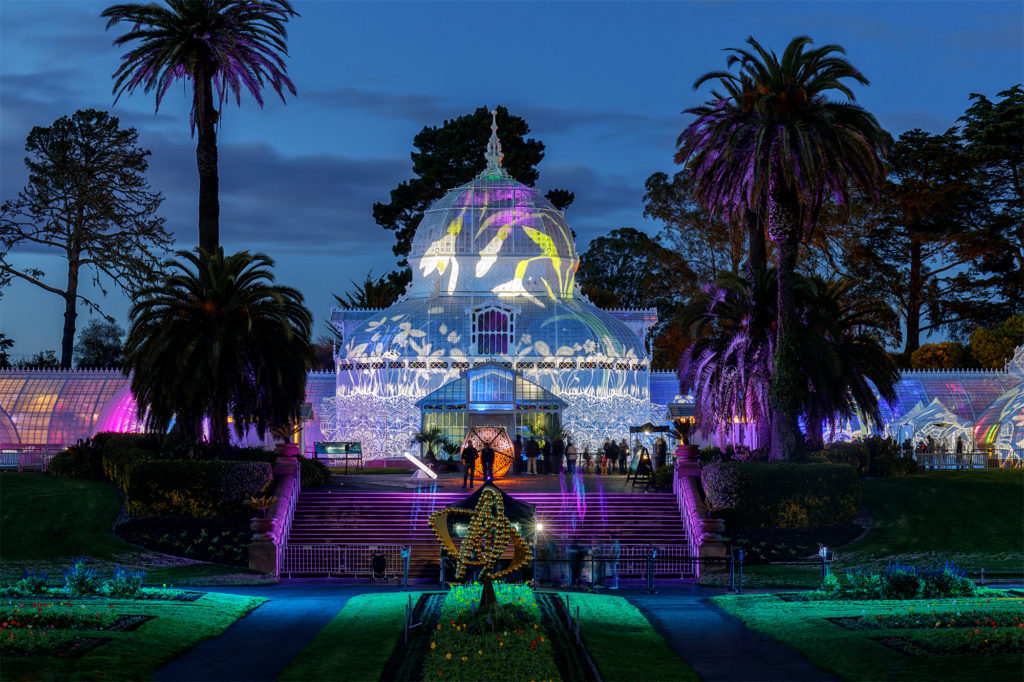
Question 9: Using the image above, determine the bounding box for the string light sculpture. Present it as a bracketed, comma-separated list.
[428, 486, 532, 582]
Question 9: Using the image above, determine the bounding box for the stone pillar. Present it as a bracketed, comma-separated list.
[248, 456, 301, 576]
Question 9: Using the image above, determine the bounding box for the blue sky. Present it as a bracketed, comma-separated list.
[2, 0, 1022, 358]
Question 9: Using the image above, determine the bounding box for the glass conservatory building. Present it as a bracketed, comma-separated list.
[323, 118, 659, 460]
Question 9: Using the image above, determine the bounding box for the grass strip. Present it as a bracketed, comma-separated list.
[570, 593, 698, 682]
[0, 592, 264, 681]
[714, 593, 1024, 681]
[0, 473, 269, 586]
[278, 592, 421, 682]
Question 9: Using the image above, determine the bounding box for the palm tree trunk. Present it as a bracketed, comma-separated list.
[195, 71, 219, 252]
[744, 209, 767, 284]
[768, 180, 803, 461]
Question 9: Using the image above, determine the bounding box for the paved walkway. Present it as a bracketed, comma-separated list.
[155, 581, 835, 682]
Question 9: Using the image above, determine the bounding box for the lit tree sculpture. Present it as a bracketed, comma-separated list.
[429, 486, 533, 608]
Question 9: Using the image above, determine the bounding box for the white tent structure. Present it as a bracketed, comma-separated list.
[887, 401, 926, 443]
[902, 397, 974, 452]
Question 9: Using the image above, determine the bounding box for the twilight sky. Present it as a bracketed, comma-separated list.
[1, 0, 1022, 359]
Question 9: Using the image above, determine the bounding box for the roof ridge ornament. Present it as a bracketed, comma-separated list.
[483, 109, 509, 178]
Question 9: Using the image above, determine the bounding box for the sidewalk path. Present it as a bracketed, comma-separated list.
[620, 584, 837, 681]
[154, 583, 396, 682]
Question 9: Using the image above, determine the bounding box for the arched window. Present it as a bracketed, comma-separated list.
[471, 305, 514, 356]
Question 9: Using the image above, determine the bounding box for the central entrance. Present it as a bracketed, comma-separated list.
[417, 362, 563, 459]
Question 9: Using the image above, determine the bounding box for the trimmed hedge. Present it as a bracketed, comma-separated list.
[702, 461, 861, 528]
[102, 447, 157, 492]
[126, 460, 273, 518]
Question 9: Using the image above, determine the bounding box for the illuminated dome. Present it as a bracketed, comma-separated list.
[407, 116, 577, 299]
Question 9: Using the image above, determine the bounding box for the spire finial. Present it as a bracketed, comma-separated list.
[485, 109, 504, 171]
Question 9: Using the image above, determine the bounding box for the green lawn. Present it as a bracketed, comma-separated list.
[841, 470, 1024, 573]
[570, 593, 698, 681]
[0, 473, 271, 586]
[280, 591, 697, 682]
[278, 592, 421, 681]
[714, 593, 1024, 681]
[701, 470, 1024, 588]
[1, 591, 264, 681]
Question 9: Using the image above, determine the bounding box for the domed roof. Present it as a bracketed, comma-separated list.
[407, 114, 577, 299]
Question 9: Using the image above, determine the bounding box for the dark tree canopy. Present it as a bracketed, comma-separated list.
[74, 319, 125, 368]
[0, 334, 13, 370]
[949, 85, 1024, 327]
[373, 106, 571, 266]
[844, 128, 987, 354]
[16, 350, 60, 369]
[0, 109, 171, 368]
[643, 170, 747, 283]
[333, 271, 405, 311]
[576, 227, 696, 366]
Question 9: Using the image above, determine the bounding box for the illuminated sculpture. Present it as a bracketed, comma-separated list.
[428, 484, 533, 607]
[462, 425, 514, 480]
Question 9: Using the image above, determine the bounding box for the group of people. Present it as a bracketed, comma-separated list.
[458, 433, 672, 485]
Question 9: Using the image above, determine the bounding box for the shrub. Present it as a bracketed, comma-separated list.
[702, 461, 861, 528]
[844, 566, 884, 599]
[126, 459, 273, 518]
[299, 455, 331, 488]
[653, 464, 673, 489]
[47, 437, 104, 480]
[15, 570, 49, 594]
[881, 561, 924, 599]
[102, 565, 146, 598]
[63, 556, 102, 596]
[921, 561, 977, 598]
[803, 436, 916, 477]
[97, 431, 162, 457]
[821, 573, 841, 598]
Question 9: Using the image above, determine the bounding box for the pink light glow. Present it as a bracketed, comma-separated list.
[94, 385, 145, 434]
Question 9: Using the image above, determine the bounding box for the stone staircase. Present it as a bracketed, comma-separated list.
[281, 490, 693, 579]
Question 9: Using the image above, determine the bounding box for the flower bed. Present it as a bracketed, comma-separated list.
[422, 583, 560, 682]
[714, 593, 1024, 681]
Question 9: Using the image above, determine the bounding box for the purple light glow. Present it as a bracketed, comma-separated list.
[94, 386, 145, 434]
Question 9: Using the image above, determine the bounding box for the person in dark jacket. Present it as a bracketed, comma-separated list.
[461, 442, 478, 488]
[526, 436, 540, 474]
[513, 435, 524, 474]
[480, 442, 495, 482]
[552, 436, 565, 474]
[541, 438, 553, 474]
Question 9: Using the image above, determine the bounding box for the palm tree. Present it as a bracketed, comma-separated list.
[124, 248, 313, 444]
[679, 270, 898, 454]
[797, 276, 899, 449]
[333, 271, 404, 310]
[103, 0, 298, 252]
[676, 36, 887, 459]
[679, 270, 775, 450]
[410, 426, 446, 464]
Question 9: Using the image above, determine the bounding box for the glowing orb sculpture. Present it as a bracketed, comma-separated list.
[428, 485, 532, 582]
[462, 426, 514, 480]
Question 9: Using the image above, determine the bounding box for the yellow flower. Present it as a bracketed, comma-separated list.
[461, 656, 468, 661]
[446, 653, 452, 660]
[478, 650, 483, 655]
[431, 642, 436, 649]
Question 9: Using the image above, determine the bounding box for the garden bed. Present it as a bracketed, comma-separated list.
[713, 592, 1024, 681]
[0, 591, 264, 681]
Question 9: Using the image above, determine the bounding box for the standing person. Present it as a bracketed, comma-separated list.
[461, 441, 479, 489]
[955, 435, 964, 470]
[565, 439, 578, 475]
[618, 439, 629, 474]
[655, 437, 667, 469]
[606, 439, 617, 475]
[480, 441, 495, 482]
[541, 437, 552, 475]
[513, 435, 524, 474]
[553, 436, 565, 475]
[526, 436, 539, 475]
[582, 446, 591, 473]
